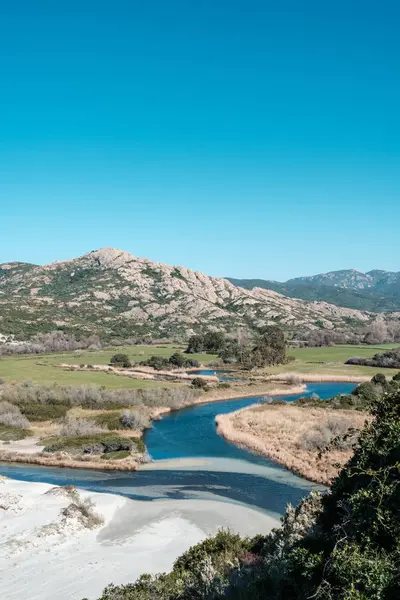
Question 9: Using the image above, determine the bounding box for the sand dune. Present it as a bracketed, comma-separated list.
[0, 477, 279, 600]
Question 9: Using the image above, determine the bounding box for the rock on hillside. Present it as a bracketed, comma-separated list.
[0, 248, 398, 340]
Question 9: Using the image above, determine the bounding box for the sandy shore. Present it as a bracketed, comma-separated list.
[0, 477, 279, 600]
[216, 403, 370, 485]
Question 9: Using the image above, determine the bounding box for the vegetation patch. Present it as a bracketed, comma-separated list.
[19, 402, 69, 421]
[0, 424, 32, 441]
[42, 433, 140, 455]
[100, 450, 131, 460]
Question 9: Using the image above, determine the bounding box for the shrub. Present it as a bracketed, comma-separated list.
[191, 377, 208, 390]
[59, 416, 107, 437]
[19, 402, 69, 421]
[120, 409, 151, 430]
[0, 401, 30, 428]
[100, 450, 131, 460]
[43, 433, 138, 455]
[168, 352, 187, 368]
[93, 412, 123, 430]
[109, 353, 132, 368]
[301, 415, 358, 451]
[61, 495, 104, 529]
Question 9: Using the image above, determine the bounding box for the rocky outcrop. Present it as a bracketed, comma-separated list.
[0, 248, 399, 339]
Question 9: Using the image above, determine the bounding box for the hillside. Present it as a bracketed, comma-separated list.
[0, 249, 398, 341]
[228, 268, 400, 312]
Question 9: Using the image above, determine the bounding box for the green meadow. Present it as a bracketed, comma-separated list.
[268, 344, 400, 377]
[0, 345, 217, 389]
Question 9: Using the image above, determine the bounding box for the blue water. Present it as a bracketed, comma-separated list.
[187, 369, 243, 382]
[145, 382, 356, 462]
[0, 382, 355, 515]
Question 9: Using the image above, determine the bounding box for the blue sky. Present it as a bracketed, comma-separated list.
[1, 0, 399, 280]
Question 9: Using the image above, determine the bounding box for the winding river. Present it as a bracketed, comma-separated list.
[0, 382, 355, 520]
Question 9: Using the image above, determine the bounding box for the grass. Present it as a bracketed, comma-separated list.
[0, 344, 217, 389]
[0, 424, 32, 441]
[266, 344, 400, 377]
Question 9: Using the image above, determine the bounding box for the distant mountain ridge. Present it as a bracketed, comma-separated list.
[227, 269, 400, 312]
[1, 249, 398, 341]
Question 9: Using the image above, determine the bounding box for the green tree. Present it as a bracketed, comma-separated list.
[109, 353, 131, 368]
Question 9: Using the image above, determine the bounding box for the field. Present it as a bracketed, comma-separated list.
[0, 345, 217, 389]
[0, 343, 399, 389]
[265, 344, 400, 378]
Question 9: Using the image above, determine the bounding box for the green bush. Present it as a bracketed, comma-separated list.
[191, 377, 208, 390]
[100, 450, 131, 460]
[43, 433, 137, 454]
[109, 353, 132, 368]
[93, 412, 122, 430]
[19, 402, 69, 421]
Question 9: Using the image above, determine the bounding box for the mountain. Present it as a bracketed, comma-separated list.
[227, 269, 400, 312]
[1, 248, 396, 341]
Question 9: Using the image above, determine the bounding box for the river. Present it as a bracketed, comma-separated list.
[0, 382, 355, 519]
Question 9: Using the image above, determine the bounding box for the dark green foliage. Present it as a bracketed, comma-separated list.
[43, 433, 138, 454]
[346, 349, 400, 369]
[0, 424, 31, 441]
[100, 450, 131, 460]
[296, 374, 399, 412]
[251, 326, 286, 367]
[171, 268, 186, 281]
[140, 353, 199, 370]
[168, 352, 188, 368]
[142, 267, 163, 281]
[191, 377, 208, 390]
[186, 332, 226, 354]
[109, 353, 132, 368]
[93, 412, 122, 430]
[19, 402, 69, 421]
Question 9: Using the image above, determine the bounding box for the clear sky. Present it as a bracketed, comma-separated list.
[1, 0, 399, 280]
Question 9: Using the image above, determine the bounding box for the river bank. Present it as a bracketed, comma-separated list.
[216, 402, 369, 485]
[0, 381, 305, 471]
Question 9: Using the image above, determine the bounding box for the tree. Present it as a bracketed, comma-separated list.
[364, 320, 388, 344]
[168, 352, 186, 368]
[109, 353, 131, 368]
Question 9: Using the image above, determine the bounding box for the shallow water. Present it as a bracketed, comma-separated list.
[0, 382, 355, 516]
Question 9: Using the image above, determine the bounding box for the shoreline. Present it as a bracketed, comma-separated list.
[215, 401, 368, 485]
[0, 382, 306, 472]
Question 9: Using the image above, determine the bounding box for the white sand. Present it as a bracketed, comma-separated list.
[0, 477, 279, 600]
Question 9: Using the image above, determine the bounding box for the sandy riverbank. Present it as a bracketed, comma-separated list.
[0, 477, 279, 600]
[216, 403, 370, 485]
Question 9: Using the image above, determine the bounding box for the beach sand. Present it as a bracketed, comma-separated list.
[0, 477, 279, 600]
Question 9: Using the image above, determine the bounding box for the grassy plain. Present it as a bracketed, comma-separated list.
[0, 345, 217, 389]
[266, 344, 400, 378]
